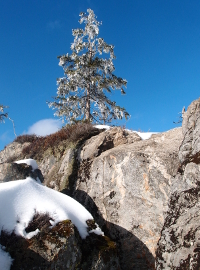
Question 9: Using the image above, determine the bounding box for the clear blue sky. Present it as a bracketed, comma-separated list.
[0, 0, 200, 150]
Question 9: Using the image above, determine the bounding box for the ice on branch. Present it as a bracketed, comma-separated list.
[48, 9, 130, 125]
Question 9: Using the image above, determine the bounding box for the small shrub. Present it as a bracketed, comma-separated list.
[68, 122, 97, 142]
[21, 122, 99, 158]
[25, 211, 54, 233]
[14, 134, 38, 144]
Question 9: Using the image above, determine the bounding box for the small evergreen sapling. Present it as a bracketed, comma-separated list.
[0, 104, 8, 123]
[0, 104, 16, 136]
[48, 9, 130, 124]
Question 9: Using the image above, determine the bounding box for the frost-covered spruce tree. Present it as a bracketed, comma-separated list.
[48, 9, 129, 124]
[0, 104, 8, 123]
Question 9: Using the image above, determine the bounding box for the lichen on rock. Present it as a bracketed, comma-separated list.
[0, 217, 120, 270]
[156, 98, 200, 270]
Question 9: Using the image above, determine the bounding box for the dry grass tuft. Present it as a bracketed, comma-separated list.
[14, 134, 38, 144]
[25, 211, 53, 233]
[15, 122, 98, 158]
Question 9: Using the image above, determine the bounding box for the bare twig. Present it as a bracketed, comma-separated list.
[8, 117, 17, 137]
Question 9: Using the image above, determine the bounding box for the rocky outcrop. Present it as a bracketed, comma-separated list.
[3, 98, 200, 269]
[78, 127, 141, 160]
[156, 97, 200, 269]
[1, 217, 120, 270]
[0, 119, 191, 270]
[0, 124, 184, 269]
[0, 142, 29, 183]
[0, 142, 28, 164]
[179, 97, 200, 165]
[39, 127, 142, 191]
[0, 162, 44, 183]
[73, 127, 182, 269]
[156, 165, 200, 269]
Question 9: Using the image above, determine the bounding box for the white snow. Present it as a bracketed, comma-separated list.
[94, 125, 110, 130]
[14, 159, 38, 171]
[0, 245, 13, 270]
[0, 176, 103, 240]
[131, 131, 157, 140]
[94, 125, 157, 140]
[0, 158, 104, 268]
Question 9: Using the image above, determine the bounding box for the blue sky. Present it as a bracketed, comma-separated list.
[0, 0, 200, 150]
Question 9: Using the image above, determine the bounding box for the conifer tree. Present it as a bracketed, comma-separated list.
[0, 104, 16, 136]
[48, 9, 129, 124]
[0, 104, 8, 123]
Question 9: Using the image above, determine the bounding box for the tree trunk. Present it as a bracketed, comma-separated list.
[85, 40, 93, 122]
[85, 84, 90, 121]
[85, 45, 92, 122]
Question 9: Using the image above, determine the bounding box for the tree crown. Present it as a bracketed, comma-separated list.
[0, 104, 8, 123]
[48, 9, 130, 124]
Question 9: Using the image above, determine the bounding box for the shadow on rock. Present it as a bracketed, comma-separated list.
[62, 188, 155, 270]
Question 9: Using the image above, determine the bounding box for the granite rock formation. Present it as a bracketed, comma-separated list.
[0, 162, 44, 183]
[0, 116, 187, 269]
[179, 97, 200, 165]
[156, 97, 200, 269]
[73, 127, 182, 269]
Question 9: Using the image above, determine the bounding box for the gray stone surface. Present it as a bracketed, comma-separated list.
[0, 162, 44, 183]
[78, 127, 141, 161]
[41, 148, 76, 191]
[0, 125, 184, 269]
[2, 99, 200, 269]
[156, 98, 200, 269]
[74, 127, 183, 269]
[0, 141, 29, 164]
[179, 97, 200, 165]
[156, 163, 200, 269]
[0, 141, 30, 182]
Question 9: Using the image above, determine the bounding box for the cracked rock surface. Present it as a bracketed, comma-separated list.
[156, 97, 200, 269]
[74, 127, 182, 269]
[0, 125, 184, 269]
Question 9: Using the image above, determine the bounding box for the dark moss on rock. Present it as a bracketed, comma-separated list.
[0, 214, 120, 270]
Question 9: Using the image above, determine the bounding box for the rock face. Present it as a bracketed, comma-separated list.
[156, 97, 200, 269]
[0, 162, 44, 183]
[179, 97, 200, 165]
[156, 166, 200, 269]
[73, 127, 182, 270]
[0, 123, 185, 269]
[0, 142, 28, 164]
[2, 97, 200, 269]
[0, 136, 120, 269]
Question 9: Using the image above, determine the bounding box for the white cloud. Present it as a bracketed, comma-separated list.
[26, 119, 63, 136]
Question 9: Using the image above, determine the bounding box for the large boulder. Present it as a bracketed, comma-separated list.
[0, 162, 44, 183]
[0, 142, 29, 164]
[78, 127, 141, 160]
[73, 127, 183, 269]
[0, 141, 44, 183]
